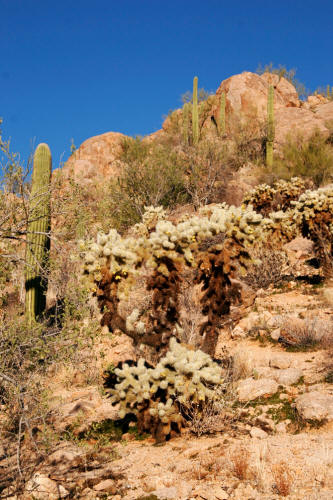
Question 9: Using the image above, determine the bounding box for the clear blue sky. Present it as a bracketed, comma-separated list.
[1, 0, 332, 168]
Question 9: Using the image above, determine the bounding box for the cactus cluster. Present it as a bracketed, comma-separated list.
[243, 177, 310, 216]
[83, 203, 290, 354]
[108, 337, 223, 442]
[291, 187, 333, 274]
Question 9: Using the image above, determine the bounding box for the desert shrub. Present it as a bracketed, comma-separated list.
[183, 140, 233, 208]
[109, 137, 188, 230]
[244, 248, 289, 290]
[230, 446, 251, 479]
[228, 112, 266, 170]
[271, 130, 333, 186]
[271, 461, 294, 496]
[279, 316, 333, 351]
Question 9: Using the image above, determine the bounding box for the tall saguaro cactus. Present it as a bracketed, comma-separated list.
[266, 85, 274, 168]
[219, 91, 226, 136]
[192, 76, 199, 145]
[25, 143, 52, 322]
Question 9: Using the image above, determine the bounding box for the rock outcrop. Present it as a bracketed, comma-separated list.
[61, 72, 333, 183]
[62, 131, 127, 184]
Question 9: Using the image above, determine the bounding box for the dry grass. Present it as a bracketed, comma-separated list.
[232, 349, 255, 381]
[271, 461, 294, 496]
[229, 446, 251, 480]
[280, 316, 333, 351]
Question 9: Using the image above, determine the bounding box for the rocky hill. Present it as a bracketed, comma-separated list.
[62, 71, 333, 185]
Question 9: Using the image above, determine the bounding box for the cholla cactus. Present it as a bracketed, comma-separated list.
[133, 206, 167, 236]
[108, 337, 223, 442]
[292, 187, 333, 274]
[243, 177, 310, 216]
[82, 201, 296, 354]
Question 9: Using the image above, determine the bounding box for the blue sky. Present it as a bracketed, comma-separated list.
[1, 0, 332, 168]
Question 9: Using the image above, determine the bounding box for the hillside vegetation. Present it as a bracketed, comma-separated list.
[1, 72, 333, 499]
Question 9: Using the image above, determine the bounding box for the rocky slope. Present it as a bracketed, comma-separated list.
[61, 72, 333, 184]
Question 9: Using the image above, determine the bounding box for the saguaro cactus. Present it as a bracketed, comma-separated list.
[219, 91, 226, 136]
[25, 143, 52, 322]
[266, 85, 274, 167]
[192, 76, 199, 145]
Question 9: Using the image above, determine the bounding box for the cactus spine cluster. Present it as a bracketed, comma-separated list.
[219, 91, 226, 136]
[192, 76, 199, 145]
[266, 85, 274, 167]
[25, 143, 52, 322]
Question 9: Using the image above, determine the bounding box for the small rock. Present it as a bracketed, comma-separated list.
[237, 378, 279, 402]
[47, 448, 82, 471]
[250, 427, 268, 439]
[122, 432, 136, 441]
[93, 479, 117, 493]
[231, 326, 246, 339]
[274, 368, 303, 386]
[270, 328, 281, 341]
[269, 354, 291, 369]
[211, 486, 229, 499]
[26, 474, 69, 499]
[153, 487, 178, 499]
[275, 421, 287, 433]
[295, 391, 333, 421]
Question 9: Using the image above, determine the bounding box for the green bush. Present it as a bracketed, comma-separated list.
[109, 137, 189, 230]
[271, 130, 333, 186]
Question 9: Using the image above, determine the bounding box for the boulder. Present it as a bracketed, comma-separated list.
[274, 368, 303, 386]
[237, 378, 278, 402]
[62, 131, 127, 183]
[295, 391, 333, 421]
[26, 474, 69, 499]
[269, 354, 292, 370]
[250, 427, 268, 439]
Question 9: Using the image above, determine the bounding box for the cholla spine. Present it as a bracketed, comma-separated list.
[192, 76, 199, 145]
[266, 84, 274, 167]
[25, 143, 52, 322]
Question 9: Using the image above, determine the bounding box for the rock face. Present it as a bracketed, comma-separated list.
[212, 72, 331, 147]
[62, 131, 127, 183]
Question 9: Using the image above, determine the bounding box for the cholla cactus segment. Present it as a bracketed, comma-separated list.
[134, 206, 167, 236]
[291, 187, 333, 273]
[108, 338, 223, 441]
